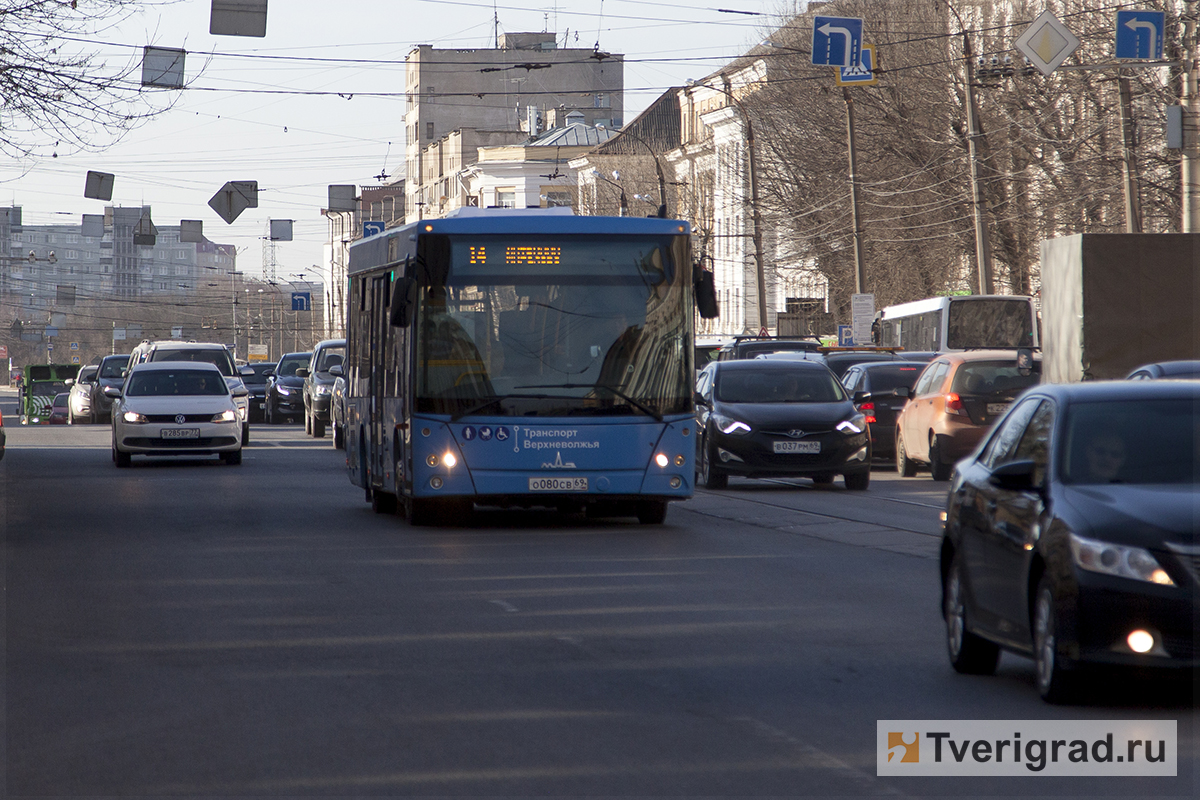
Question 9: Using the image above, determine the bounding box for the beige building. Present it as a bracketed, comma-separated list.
[405, 32, 624, 219]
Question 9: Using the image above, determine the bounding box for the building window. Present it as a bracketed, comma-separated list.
[543, 191, 572, 208]
[496, 189, 516, 209]
[426, 122, 434, 140]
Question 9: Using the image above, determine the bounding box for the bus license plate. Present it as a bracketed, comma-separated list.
[987, 403, 1008, 416]
[774, 441, 820, 454]
[529, 477, 588, 492]
[161, 428, 200, 439]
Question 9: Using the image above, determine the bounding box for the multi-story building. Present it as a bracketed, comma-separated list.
[405, 32, 624, 218]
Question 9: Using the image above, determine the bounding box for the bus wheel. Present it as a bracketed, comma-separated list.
[371, 490, 397, 515]
[636, 500, 668, 525]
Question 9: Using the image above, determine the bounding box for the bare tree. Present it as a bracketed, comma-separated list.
[0, 0, 180, 158]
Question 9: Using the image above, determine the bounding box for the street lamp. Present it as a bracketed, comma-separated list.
[591, 169, 628, 216]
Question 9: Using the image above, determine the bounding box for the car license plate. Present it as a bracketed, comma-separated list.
[529, 477, 588, 492]
[161, 428, 200, 439]
[987, 403, 1008, 415]
[774, 440, 820, 454]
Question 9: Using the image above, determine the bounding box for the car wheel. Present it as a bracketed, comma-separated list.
[304, 407, 312, 435]
[944, 555, 1000, 675]
[113, 445, 131, 468]
[929, 434, 952, 481]
[333, 423, 345, 450]
[843, 470, 870, 490]
[698, 435, 728, 490]
[1033, 577, 1075, 703]
[223, 449, 242, 466]
[896, 432, 918, 477]
[371, 489, 397, 514]
[312, 416, 326, 438]
[636, 499, 669, 524]
[241, 423, 250, 447]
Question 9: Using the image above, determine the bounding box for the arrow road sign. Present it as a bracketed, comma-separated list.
[1115, 10, 1165, 60]
[812, 16, 863, 68]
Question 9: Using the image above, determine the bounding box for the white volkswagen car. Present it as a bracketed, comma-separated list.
[108, 361, 246, 467]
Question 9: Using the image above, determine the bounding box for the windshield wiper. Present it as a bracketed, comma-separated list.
[450, 393, 558, 421]
[515, 383, 662, 421]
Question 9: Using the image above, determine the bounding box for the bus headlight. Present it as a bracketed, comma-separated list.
[654, 453, 669, 468]
[443, 452, 457, 468]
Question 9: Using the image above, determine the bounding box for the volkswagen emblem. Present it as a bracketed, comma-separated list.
[175, 414, 186, 425]
[787, 429, 805, 438]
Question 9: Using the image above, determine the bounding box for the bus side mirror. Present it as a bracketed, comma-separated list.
[389, 276, 418, 327]
[694, 268, 719, 319]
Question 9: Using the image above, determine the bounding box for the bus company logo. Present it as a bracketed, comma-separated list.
[541, 452, 576, 469]
[887, 732, 919, 763]
[877, 720, 1177, 777]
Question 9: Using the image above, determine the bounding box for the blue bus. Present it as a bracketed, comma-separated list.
[343, 208, 717, 525]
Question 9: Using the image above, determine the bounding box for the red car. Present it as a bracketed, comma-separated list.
[48, 392, 70, 425]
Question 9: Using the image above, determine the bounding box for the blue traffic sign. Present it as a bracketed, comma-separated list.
[812, 16, 863, 68]
[838, 325, 855, 347]
[363, 220, 385, 237]
[291, 292, 311, 312]
[1115, 10, 1164, 60]
[837, 44, 877, 86]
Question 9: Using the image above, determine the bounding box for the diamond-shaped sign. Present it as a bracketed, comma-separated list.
[208, 180, 259, 224]
[1014, 11, 1080, 76]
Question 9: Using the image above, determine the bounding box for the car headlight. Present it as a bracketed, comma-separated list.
[836, 414, 867, 434]
[276, 386, 291, 396]
[211, 409, 237, 423]
[316, 384, 331, 396]
[122, 410, 148, 424]
[1068, 533, 1175, 586]
[712, 413, 751, 435]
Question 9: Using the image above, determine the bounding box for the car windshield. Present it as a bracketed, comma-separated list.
[315, 348, 344, 372]
[126, 370, 230, 397]
[276, 355, 311, 377]
[1062, 399, 1198, 485]
[52, 393, 69, 407]
[149, 348, 234, 376]
[863, 364, 924, 392]
[99, 357, 129, 379]
[950, 360, 1041, 396]
[717, 368, 846, 404]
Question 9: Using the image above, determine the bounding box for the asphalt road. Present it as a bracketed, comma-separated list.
[3, 401, 1196, 797]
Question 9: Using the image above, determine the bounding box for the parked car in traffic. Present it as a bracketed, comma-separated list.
[1125, 360, 1200, 380]
[820, 347, 932, 380]
[91, 353, 132, 423]
[48, 393, 70, 425]
[300, 338, 345, 438]
[940, 380, 1198, 702]
[241, 362, 275, 423]
[895, 350, 1042, 480]
[0, 406, 5, 460]
[66, 364, 99, 423]
[840, 361, 927, 460]
[107, 361, 245, 467]
[128, 341, 254, 445]
[716, 335, 824, 361]
[695, 359, 871, 490]
[265, 352, 311, 424]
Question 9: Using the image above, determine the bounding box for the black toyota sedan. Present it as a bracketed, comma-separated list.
[695, 359, 871, 490]
[940, 380, 1198, 703]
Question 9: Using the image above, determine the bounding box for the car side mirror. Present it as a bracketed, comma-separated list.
[988, 459, 1039, 492]
[893, 387, 910, 398]
[296, 368, 310, 379]
[328, 363, 343, 376]
[853, 391, 870, 404]
[231, 386, 249, 398]
[1016, 347, 1034, 377]
[264, 368, 275, 377]
[103, 386, 122, 398]
[239, 365, 254, 377]
[65, 378, 75, 386]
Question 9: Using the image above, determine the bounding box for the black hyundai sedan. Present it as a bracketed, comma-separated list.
[940, 380, 1199, 702]
[695, 359, 871, 490]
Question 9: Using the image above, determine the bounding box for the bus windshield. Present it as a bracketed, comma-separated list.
[414, 235, 691, 417]
[946, 298, 1035, 350]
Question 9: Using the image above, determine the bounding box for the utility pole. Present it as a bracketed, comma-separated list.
[962, 31, 995, 294]
[843, 88, 868, 294]
[1183, 2, 1199, 232]
[1117, 75, 1143, 232]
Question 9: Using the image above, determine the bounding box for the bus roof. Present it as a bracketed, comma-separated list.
[402, 208, 690, 236]
[879, 294, 1033, 318]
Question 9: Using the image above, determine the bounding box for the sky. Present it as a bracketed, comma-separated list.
[2, 0, 788, 282]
